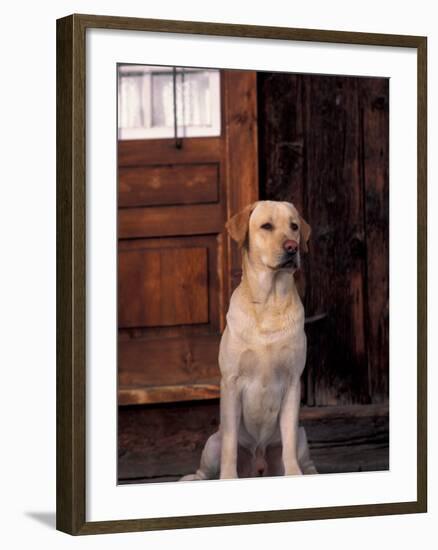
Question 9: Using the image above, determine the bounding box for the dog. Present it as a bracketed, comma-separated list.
[181, 200, 317, 480]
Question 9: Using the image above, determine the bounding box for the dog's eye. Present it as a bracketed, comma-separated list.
[291, 223, 299, 231]
[261, 222, 274, 231]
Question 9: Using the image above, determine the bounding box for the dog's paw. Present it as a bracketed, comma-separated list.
[180, 469, 208, 481]
[285, 462, 303, 476]
[219, 468, 238, 480]
[179, 474, 200, 481]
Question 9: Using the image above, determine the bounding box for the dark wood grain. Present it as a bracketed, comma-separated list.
[75, 13, 425, 49]
[259, 73, 305, 211]
[78, 500, 424, 535]
[118, 401, 220, 479]
[56, 15, 86, 535]
[118, 402, 388, 481]
[417, 37, 428, 514]
[360, 78, 390, 402]
[305, 76, 369, 405]
[56, 13, 427, 535]
[57, 16, 74, 535]
[258, 73, 309, 399]
[260, 74, 371, 405]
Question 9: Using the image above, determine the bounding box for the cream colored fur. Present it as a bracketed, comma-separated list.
[181, 201, 317, 481]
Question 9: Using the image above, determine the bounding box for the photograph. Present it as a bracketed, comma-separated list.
[1, 0, 432, 545]
[116, 64, 390, 484]
[55, 13, 426, 535]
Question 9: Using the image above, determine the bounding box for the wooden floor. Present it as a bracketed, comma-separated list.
[118, 401, 389, 484]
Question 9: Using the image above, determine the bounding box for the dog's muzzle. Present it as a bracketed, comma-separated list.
[277, 240, 300, 270]
[277, 252, 300, 270]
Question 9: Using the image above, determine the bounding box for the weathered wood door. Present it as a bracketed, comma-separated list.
[258, 73, 389, 406]
[117, 70, 258, 406]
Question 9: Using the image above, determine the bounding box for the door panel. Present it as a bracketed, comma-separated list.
[118, 136, 222, 166]
[258, 72, 389, 406]
[118, 69, 258, 405]
[119, 234, 222, 335]
[118, 247, 209, 328]
[118, 334, 221, 405]
[119, 202, 224, 239]
[119, 163, 219, 208]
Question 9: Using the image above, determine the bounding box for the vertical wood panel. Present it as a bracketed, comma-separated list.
[160, 248, 209, 326]
[118, 235, 221, 336]
[360, 78, 389, 402]
[304, 75, 369, 405]
[259, 73, 305, 212]
[258, 73, 388, 406]
[118, 247, 209, 328]
[258, 73, 310, 402]
[224, 71, 259, 297]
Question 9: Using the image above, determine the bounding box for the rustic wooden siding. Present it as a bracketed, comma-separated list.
[117, 72, 389, 484]
[258, 73, 389, 406]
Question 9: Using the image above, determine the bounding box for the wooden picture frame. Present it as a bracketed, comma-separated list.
[56, 13, 427, 535]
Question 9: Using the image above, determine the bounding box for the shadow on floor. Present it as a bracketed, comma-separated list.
[25, 511, 56, 529]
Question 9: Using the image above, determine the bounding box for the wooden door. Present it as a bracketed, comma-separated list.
[258, 73, 389, 406]
[117, 70, 258, 406]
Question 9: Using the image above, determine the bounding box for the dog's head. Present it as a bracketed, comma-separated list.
[226, 200, 311, 272]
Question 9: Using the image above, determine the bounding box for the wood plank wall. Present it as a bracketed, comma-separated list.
[258, 73, 389, 406]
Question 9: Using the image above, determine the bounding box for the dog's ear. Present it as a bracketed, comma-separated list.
[226, 202, 257, 248]
[299, 215, 311, 253]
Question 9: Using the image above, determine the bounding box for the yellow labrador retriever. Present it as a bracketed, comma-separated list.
[181, 201, 317, 480]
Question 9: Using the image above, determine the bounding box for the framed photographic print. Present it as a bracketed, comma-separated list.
[56, 14, 427, 535]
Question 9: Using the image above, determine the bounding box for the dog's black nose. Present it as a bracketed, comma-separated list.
[283, 239, 298, 255]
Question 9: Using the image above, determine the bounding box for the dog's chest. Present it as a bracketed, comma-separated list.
[222, 291, 306, 446]
[236, 340, 303, 446]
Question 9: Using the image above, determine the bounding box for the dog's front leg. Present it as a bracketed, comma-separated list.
[279, 379, 303, 476]
[219, 379, 241, 479]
